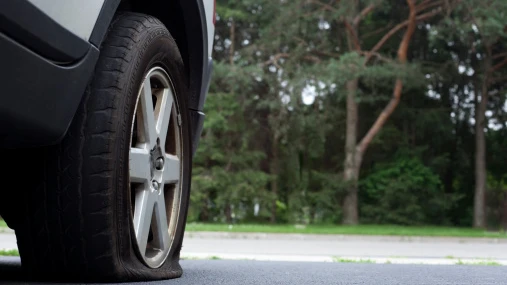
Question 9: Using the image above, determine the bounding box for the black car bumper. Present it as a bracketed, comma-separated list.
[189, 57, 213, 156]
[0, 32, 98, 148]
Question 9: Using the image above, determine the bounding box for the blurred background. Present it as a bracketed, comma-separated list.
[187, 0, 507, 231]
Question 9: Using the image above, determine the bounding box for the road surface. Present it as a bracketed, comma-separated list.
[0, 257, 505, 284]
[3, 232, 507, 264]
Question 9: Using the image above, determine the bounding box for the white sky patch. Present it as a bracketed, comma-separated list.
[427, 90, 441, 99]
[330, 83, 337, 93]
[427, 85, 441, 100]
[302, 85, 317, 105]
[318, 19, 330, 30]
[280, 94, 291, 105]
[489, 119, 503, 131]
[224, 39, 231, 49]
[472, 24, 479, 34]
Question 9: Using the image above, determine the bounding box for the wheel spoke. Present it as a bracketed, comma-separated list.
[152, 192, 170, 251]
[138, 77, 157, 149]
[129, 67, 182, 268]
[133, 187, 155, 255]
[129, 148, 151, 183]
[155, 88, 174, 148]
[163, 154, 180, 184]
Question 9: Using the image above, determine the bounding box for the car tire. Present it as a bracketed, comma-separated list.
[15, 12, 191, 282]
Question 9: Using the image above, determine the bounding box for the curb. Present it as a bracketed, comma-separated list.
[180, 252, 507, 266]
[184, 231, 507, 244]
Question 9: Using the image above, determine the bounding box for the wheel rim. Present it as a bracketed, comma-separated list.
[129, 67, 182, 268]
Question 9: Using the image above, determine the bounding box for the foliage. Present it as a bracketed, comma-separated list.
[0, 249, 18, 256]
[360, 158, 455, 225]
[185, 223, 507, 238]
[190, 0, 507, 227]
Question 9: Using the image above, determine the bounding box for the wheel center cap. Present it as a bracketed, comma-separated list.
[150, 143, 164, 183]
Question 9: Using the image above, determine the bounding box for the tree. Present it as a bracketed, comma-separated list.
[189, 0, 507, 228]
[437, 0, 507, 227]
[334, 0, 449, 224]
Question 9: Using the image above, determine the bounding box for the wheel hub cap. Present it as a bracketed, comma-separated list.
[129, 67, 182, 268]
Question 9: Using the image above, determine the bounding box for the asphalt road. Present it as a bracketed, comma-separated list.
[4, 232, 507, 261]
[0, 257, 505, 285]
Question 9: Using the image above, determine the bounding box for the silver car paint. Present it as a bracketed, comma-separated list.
[202, 0, 215, 56]
[27, 0, 105, 41]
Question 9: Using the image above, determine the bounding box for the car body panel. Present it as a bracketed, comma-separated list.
[27, 0, 105, 41]
[0, 0, 214, 153]
[203, 0, 215, 57]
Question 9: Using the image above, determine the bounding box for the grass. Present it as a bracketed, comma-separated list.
[181, 255, 221, 261]
[333, 257, 376, 264]
[455, 259, 501, 266]
[0, 249, 19, 256]
[186, 223, 507, 238]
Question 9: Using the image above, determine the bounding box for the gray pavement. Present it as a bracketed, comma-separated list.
[0, 257, 506, 284]
[181, 234, 507, 260]
[0, 234, 16, 250]
[4, 232, 507, 263]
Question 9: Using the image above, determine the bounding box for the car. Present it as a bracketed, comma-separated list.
[0, 0, 214, 282]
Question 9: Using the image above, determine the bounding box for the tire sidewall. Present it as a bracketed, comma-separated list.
[112, 19, 191, 276]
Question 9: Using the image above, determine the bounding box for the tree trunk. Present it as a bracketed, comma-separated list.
[225, 203, 233, 224]
[501, 191, 507, 231]
[270, 134, 279, 224]
[341, 0, 418, 225]
[229, 19, 235, 65]
[473, 77, 489, 228]
[342, 79, 359, 225]
[200, 198, 209, 222]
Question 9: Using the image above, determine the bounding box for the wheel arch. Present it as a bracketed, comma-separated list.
[108, 0, 208, 111]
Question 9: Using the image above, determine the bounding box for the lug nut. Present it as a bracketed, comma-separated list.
[152, 181, 160, 191]
[155, 157, 164, 170]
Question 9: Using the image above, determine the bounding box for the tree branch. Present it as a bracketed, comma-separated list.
[309, 0, 337, 12]
[365, 7, 443, 64]
[353, 4, 375, 26]
[490, 75, 507, 84]
[362, 23, 393, 39]
[493, 52, 507, 60]
[344, 20, 362, 51]
[416, 0, 433, 10]
[264, 52, 321, 68]
[264, 53, 289, 68]
[416, 0, 443, 13]
[359, 51, 396, 64]
[313, 50, 341, 58]
[357, 0, 417, 155]
[490, 57, 507, 74]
